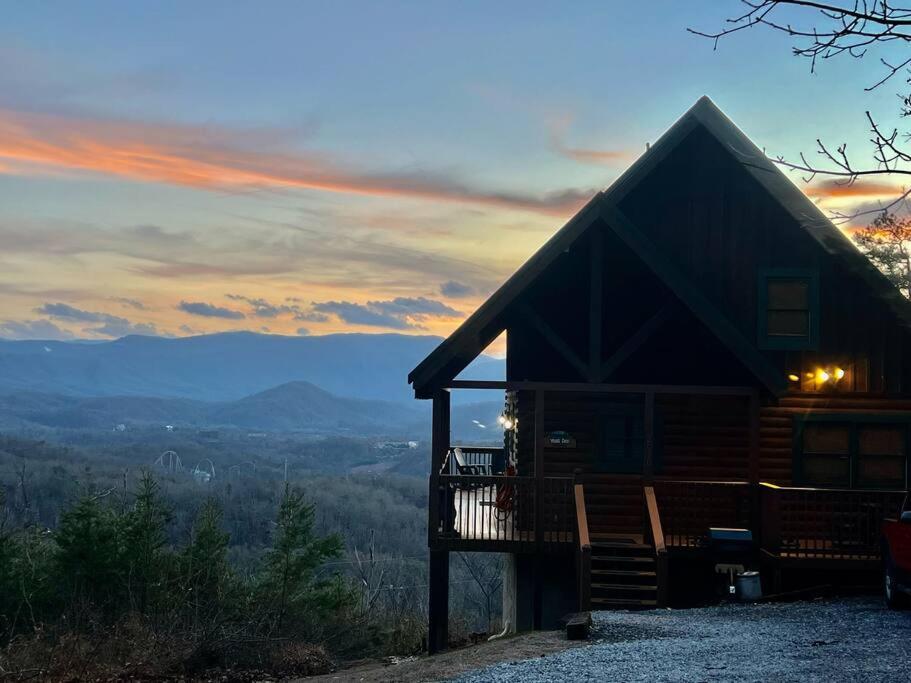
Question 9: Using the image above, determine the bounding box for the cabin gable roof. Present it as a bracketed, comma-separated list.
[409, 96, 911, 398]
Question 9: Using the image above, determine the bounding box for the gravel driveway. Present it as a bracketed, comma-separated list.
[456, 598, 911, 682]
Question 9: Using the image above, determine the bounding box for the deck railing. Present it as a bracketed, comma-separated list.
[760, 483, 905, 561]
[433, 473, 573, 550]
[653, 480, 752, 548]
[440, 447, 506, 475]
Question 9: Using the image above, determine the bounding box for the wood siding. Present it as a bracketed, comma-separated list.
[760, 396, 911, 486]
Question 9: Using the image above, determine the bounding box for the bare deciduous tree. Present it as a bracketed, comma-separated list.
[691, 1, 911, 219]
[853, 208, 911, 294]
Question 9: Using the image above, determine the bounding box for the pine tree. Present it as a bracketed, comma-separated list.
[120, 471, 172, 613]
[260, 485, 346, 632]
[54, 492, 123, 616]
[180, 498, 233, 623]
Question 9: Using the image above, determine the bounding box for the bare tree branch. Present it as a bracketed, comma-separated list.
[692, 1, 911, 220]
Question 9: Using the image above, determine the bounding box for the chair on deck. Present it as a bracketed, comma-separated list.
[452, 447, 493, 476]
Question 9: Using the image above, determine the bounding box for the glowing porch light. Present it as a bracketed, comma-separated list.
[834, 367, 845, 380]
[787, 374, 800, 382]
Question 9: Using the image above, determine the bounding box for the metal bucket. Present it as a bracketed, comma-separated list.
[735, 571, 762, 602]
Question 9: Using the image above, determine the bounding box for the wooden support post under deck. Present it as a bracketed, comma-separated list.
[533, 388, 544, 630]
[428, 389, 450, 654]
[428, 549, 449, 654]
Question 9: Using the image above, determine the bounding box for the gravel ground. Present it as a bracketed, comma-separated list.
[456, 598, 911, 682]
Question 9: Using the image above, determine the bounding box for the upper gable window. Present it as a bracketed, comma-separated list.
[758, 269, 819, 350]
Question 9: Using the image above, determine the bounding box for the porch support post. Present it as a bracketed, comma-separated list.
[533, 388, 545, 629]
[428, 549, 449, 654]
[428, 389, 450, 654]
[428, 389, 450, 544]
[643, 390, 655, 482]
[588, 227, 603, 382]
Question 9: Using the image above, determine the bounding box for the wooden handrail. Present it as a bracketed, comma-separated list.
[574, 484, 590, 550]
[644, 485, 668, 607]
[644, 485, 666, 555]
[574, 483, 591, 611]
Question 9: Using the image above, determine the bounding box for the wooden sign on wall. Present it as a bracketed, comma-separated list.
[546, 431, 576, 448]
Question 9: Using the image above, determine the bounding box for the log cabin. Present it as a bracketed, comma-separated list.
[408, 97, 911, 653]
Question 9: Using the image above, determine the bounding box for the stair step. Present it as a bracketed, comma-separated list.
[591, 541, 654, 551]
[591, 569, 656, 578]
[592, 555, 655, 565]
[591, 597, 658, 608]
[591, 583, 657, 592]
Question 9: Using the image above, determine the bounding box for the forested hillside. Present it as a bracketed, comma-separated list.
[0, 433, 503, 678]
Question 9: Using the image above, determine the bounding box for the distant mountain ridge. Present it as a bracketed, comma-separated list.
[0, 381, 420, 435]
[0, 332, 504, 403]
[0, 381, 504, 439]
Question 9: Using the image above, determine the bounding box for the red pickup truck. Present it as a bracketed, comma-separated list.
[883, 494, 911, 609]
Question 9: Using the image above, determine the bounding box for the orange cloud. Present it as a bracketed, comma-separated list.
[0, 108, 593, 215]
[807, 179, 904, 199]
[555, 146, 631, 164]
[546, 113, 631, 166]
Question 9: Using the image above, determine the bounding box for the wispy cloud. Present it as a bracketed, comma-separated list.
[440, 280, 474, 298]
[0, 107, 594, 215]
[36, 302, 115, 323]
[547, 114, 631, 166]
[312, 296, 461, 330]
[0, 318, 74, 340]
[33, 302, 158, 337]
[177, 301, 246, 319]
[111, 296, 147, 310]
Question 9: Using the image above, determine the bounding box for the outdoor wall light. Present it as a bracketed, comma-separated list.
[812, 366, 846, 387]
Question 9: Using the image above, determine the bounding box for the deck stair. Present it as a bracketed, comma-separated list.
[588, 534, 659, 609]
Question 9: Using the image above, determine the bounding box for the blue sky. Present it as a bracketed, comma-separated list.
[0, 1, 898, 343]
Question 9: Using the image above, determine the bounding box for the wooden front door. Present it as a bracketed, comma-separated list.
[595, 403, 646, 474]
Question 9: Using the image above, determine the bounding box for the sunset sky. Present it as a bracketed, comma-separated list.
[0, 2, 903, 344]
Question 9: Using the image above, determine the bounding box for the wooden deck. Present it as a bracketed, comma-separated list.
[433, 473, 905, 569]
[435, 479, 573, 551]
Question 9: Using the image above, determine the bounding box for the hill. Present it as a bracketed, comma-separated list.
[0, 381, 426, 435]
[0, 332, 504, 403]
[0, 382, 504, 441]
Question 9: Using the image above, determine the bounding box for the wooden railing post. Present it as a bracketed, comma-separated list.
[573, 474, 591, 612]
[759, 483, 781, 557]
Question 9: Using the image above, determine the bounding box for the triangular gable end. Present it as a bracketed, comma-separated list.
[409, 96, 911, 398]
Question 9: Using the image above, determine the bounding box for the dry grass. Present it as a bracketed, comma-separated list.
[0, 618, 333, 682]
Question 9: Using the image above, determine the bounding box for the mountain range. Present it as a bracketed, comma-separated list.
[0, 332, 506, 438]
[0, 331, 504, 403]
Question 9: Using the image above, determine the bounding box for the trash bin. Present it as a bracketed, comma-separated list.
[736, 571, 762, 601]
